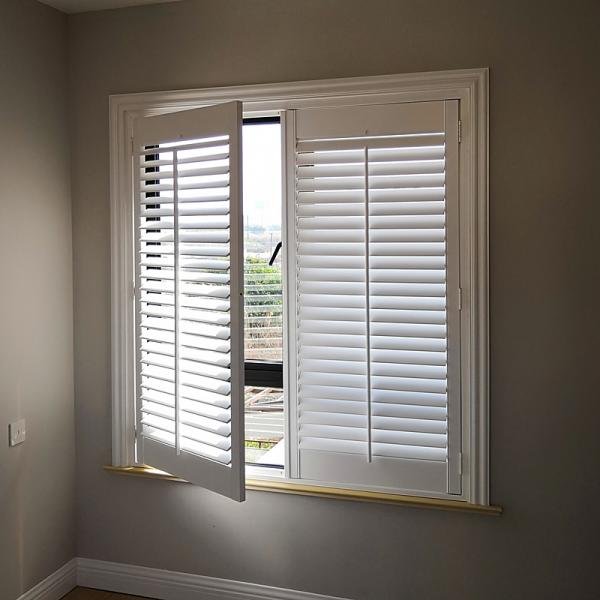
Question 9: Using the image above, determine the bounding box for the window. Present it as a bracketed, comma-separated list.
[242, 117, 284, 468]
[111, 70, 489, 506]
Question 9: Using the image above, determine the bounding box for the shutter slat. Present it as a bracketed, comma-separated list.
[141, 353, 230, 381]
[140, 231, 230, 244]
[303, 398, 447, 420]
[299, 437, 446, 461]
[141, 202, 229, 217]
[140, 216, 230, 230]
[296, 146, 444, 165]
[141, 177, 230, 193]
[140, 268, 230, 284]
[141, 340, 230, 367]
[140, 304, 231, 325]
[297, 133, 444, 152]
[141, 365, 231, 395]
[300, 422, 446, 445]
[299, 268, 366, 283]
[139, 137, 227, 155]
[139, 164, 229, 181]
[141, 378, 231, 410]
[140, 392, 230, 423]
[140, 292, 230, 312]
[297, 174, 445, 192]
[141, 415, 231, 451]
[297, 159, 444, 178]
[141, 152, 229, 168]
[141, 401, 232, 437]
[141, 316, 230, 338]
[141, 281, 230, 297]
[140, 243, 230, 258]
[139, 191, 230, 205]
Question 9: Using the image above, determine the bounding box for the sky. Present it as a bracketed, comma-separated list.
[242, 122, 282, 230]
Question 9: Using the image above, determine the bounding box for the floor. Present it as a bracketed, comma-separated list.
[62, 588, 152, 600]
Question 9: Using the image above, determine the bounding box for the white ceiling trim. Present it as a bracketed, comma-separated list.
[38, 0, 182, 14]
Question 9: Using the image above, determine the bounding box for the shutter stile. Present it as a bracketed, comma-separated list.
[134, 102, 244, 501]
[293, 102, 458, 493]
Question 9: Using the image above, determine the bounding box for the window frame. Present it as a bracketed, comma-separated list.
[110, 68, 489, 505]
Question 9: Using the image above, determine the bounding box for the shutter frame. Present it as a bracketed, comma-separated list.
[133, 102, 245, 502]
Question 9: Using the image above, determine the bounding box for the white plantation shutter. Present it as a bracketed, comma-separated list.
[291, 101, 462, 495]
[134, 102, 245, 501]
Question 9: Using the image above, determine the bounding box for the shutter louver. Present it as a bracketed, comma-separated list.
[293, 101, 460, 494]
[134, 102, 245, 501]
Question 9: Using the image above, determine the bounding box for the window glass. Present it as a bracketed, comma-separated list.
[243, 121, 283, 362]
[243, 120, 284, 467]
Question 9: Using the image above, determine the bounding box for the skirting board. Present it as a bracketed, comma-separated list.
[76, 558, 351, 600]
[17, 559, 77, 600]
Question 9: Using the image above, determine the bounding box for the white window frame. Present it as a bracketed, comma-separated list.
[110, 68, 489, 505]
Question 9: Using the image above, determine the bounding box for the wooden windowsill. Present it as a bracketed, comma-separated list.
[104, 465, 502, 515]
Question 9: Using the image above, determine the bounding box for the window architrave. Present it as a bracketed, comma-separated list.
[110, 68, 489, 505]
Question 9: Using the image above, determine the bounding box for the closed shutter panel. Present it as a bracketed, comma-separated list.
[292, 101, 461, 495]
[134, 102, 245, 501]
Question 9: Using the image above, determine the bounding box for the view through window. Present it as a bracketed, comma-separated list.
[243, 119, 284, 467]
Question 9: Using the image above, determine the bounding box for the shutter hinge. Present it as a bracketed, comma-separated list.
[458, 452, 463, 475]
[458, 287, 463, 311]
[131, 281, 136, 299]
[131, 137, 134, 154]
[458, 120, 462, 143]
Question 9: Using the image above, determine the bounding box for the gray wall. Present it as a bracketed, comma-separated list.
[0, 1, 75, 597]
[68, 1, 600, 599]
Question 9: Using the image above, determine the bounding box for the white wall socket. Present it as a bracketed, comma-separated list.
[9, 419, 26, 447]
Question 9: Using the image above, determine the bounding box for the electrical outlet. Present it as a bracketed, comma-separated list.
[9, 419, 26, 447]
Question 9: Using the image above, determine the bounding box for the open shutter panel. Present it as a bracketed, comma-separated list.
[134, 102, 245, 501]
[293, 101, 461, 495]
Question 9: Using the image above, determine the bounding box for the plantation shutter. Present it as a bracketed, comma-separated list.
[133, 102, 245, 501]
[292, 101, 462, 495]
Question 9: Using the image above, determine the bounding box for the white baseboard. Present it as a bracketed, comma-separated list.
[17, 559, 77, 600]
[76, 558, 350, 600]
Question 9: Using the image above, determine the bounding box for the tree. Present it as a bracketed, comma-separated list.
[244, 256, 282, 360]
